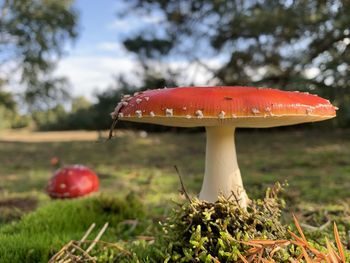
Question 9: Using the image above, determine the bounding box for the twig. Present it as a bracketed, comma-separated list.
[230, 190, 242, 209]
[174, 165, 192, 203]
[108, 101, 125, 140]
[80, 240, 131, 256]
[58, 223, 96, 263]
[85, 222, 109, 254]
[49, 223, 109, 263]
[49, 241, 74, 263]
[300, 220, 331, 232]
[108, 117, 119, 140]
[136, 235, 155, 241]
[66, 243, 96, 263]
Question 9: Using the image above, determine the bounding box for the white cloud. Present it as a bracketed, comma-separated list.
[54, 53, 226, 101]
[96, 42, 125, 53]
[107, 13, 164, 33]
[141, 14, 164, 24]
[55, 55, 137, 100]
[106, 18, 137, 32]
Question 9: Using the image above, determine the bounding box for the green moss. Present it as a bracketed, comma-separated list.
[158, 184, 293, 262]
[0, 194, 145, 263]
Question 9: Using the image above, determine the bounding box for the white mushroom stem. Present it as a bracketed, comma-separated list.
[199, 126, 249, 207]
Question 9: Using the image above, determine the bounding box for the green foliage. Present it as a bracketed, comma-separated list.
[10, 114, 32, 129]
[0, 91, 16, 111]
[0, 0, 78, 108]
[31, 104, 67, 130]
[35, 77, 181, 131]
[124, 36, 174, 59]
[0, 91, 22, 129]
[0, 105, 14, 129]
[0, 194, 145, 263]
[121, 0, 350, 126]
[71, 96, 92, 112]
[0, 91, 31, 129]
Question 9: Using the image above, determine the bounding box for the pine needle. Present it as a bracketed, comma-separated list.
[334, 222, 346, 262]
[292, 214, 307, 242]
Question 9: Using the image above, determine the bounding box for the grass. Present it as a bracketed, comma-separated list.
[0, 128, 350, 261]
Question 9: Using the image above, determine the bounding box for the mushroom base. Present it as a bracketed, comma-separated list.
[199, 126, 248, 207]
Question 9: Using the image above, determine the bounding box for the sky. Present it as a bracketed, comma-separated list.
[55, 0, 139, 101]
[55, 0, 219, 102]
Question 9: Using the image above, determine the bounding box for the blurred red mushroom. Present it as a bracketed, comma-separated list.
[50, 156, 60, 167]
[47, 165, 99, 198]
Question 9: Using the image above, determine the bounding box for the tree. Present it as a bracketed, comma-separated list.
[0, 0, 78, 109]
[121, 0, 350, 125]
[71, 96, 91, 113]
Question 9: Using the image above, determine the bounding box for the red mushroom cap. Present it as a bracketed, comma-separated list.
[112, 86, 337, 128]
[47, 165, 99, 198]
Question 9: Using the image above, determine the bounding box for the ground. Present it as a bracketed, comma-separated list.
[0, 128, 349, 261]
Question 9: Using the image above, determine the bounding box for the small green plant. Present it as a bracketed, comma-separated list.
[160, 183, 291, 262]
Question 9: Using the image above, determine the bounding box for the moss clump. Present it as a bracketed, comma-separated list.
[0, 194, 145, 263]
[161, 183, 291, 262]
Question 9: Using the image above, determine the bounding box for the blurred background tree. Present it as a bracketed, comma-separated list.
[0, 0, 78, 111]
[120, 0, 350, 126]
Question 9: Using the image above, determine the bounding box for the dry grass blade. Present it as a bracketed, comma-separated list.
[258, 248, 264, 263]
[292, 214, 307, 242]
[269, 246, 282, 258]
[49, 241, 74, 263]
[58, 223, 96, 263]
[274, 240, 290, 246]
[240, 240, 263, 248]
[136, 235, 155, 241]
[247, 240, 278, 245]
[241, 219, 348, 263]
[301, 246, 313, 263]
[237, 251, 249, 263]
[334, 222, 346, 262]
[296, 252, 304, 261]
[247, 254, 257, 262]
[247, 247, 261, 254]
[174, 165, 192, 203]
[85, 222, 109, 254]
[49, 223, 109, 263]
[325, 237, 341, 263]
[290, 235, 325, 259]
[78, 240, 131, 256]
[300, 221, 331, 232]
[108, 113, 120, 140]
[209, 255, 221, 263]
[289, 231, 307, 245]
[66, 243, 96, 263]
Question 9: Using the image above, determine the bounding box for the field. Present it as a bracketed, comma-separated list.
[0, 128, 350, 262]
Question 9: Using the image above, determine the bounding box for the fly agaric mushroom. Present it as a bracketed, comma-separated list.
[47, 165, 99, 198]
[110, 86, 337, 207]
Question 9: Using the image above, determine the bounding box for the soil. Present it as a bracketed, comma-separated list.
[0, 197, 38, 212]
